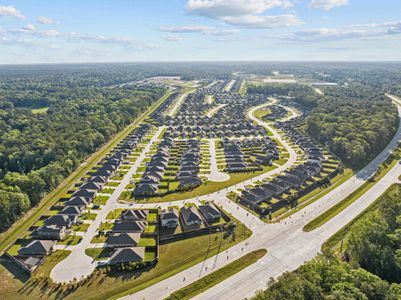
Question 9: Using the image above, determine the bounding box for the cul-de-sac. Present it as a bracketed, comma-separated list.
[2, 2, 401, 299]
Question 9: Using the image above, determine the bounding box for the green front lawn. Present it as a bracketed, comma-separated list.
[147, 213, 158, 222]
[58, 235, 82, 245]
[144, 225, 157, 233]
[71, 223, 90, 232]
[85, 247, 114, 260]
[0, 214, 251, 300]
[91, 234, 107, 243]
[106, 209, 123, 220]
[101, 188, 115, 194]
[138, 237, 157, 247]
[93, 195, 110, 205]
[98, 222, 114, 231]
[80, 213, 97, 220]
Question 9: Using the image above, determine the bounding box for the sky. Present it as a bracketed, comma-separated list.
[0, 0, 401, 64]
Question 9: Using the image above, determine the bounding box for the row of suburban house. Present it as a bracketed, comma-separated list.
[160, 203, 222, 231]
[239, 115, 329, 214]
[239, 160, 323, 213]
[99, 203, 224, 265]
[222, 137, 279, 173]
[99, 209, 154, 265]
[133, 137, 175, 197]
[149, 91, 180, 125]
[11, 124, 151, 272]
[175, 139, 203, 190]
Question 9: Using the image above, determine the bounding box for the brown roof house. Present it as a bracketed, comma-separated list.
[18, 240, 55, 257]
[109, 247, 145, 265]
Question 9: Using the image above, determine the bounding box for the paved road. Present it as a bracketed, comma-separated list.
[191, 105, 401, 300]
[224, 79, 235, 92]
[205, 139, 230, 182]
[51, 100, 300, 284]
[50, 127, 165, 283]
[50, 95, 401, 298]
[166, 90, 192, 117]
[121, 103, 401, 300]
[206, 95, 213, 104]
[206, 103, 227, 118]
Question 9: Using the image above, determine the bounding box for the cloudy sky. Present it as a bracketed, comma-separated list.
[1, 0, 401, 63]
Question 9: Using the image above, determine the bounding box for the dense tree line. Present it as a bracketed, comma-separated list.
[251, 184, 401, 300]
[0, 73, 165, 231]
[346, 184, 401, 283]
[247, 84, 319, 108]
[252, 254, 401, 300]
[305, 84, 398, 168]
[248, 83, 399, 168]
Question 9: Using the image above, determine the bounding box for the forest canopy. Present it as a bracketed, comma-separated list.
[0, 71, 165, 231]
[248, 83, 399, 168]
[251, 184, 401, 300]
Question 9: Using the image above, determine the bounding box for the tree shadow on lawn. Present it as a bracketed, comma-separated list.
[1, 256, 30, 283]
[97, 263, 157, 284]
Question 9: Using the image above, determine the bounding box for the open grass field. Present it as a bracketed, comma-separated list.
[31, 106, 49, 114]
[0, 216, 251, 300]
[0, 91, 172, 255]
[166, 249, 267, 300]
[253, 108, 271, 119]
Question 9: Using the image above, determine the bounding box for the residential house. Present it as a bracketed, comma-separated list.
[160, 208, 179, 228]
[34, 225, 66, 240]
[45, 214, 77, 228]
[112, 220, 147, 233]
[18, 240, 55, 257]
[108, 247, 145, 265]
[198, 204, 221, 223]
[106, 233, 141, 248]
[180, 206, 203, 227]
[121, 209, 149, 221]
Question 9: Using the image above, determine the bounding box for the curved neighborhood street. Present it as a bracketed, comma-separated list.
[119, 102, 401, 300]
[48, 96, 401, 299]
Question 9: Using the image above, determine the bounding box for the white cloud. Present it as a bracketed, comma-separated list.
[164, 35, 184, 42]
[7, 25, 156, 50]
[208, 28, 240, 36]
[38, 29, 62, 37]
[23, 23, 36, 32]
[308, 0, 348, 10]
[0, 5, 25, 19]
[37, 16, 55, 24]
[9, 23, 37, 34]
[159, 25, 240, 36]
[276, 21, 401, 42]
[159, 25, 213, 33]
[185, 0, 300, 28]
[186, 0, 292, 18]
[0, 37, 58, 49]
[221, 14, 302, 28]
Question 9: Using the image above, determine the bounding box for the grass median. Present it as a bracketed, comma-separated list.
[274, 168, 353, 221]
[303, 148, 401, 232]
[321, 183, 400, 254]
[165, 249, 267, 300]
